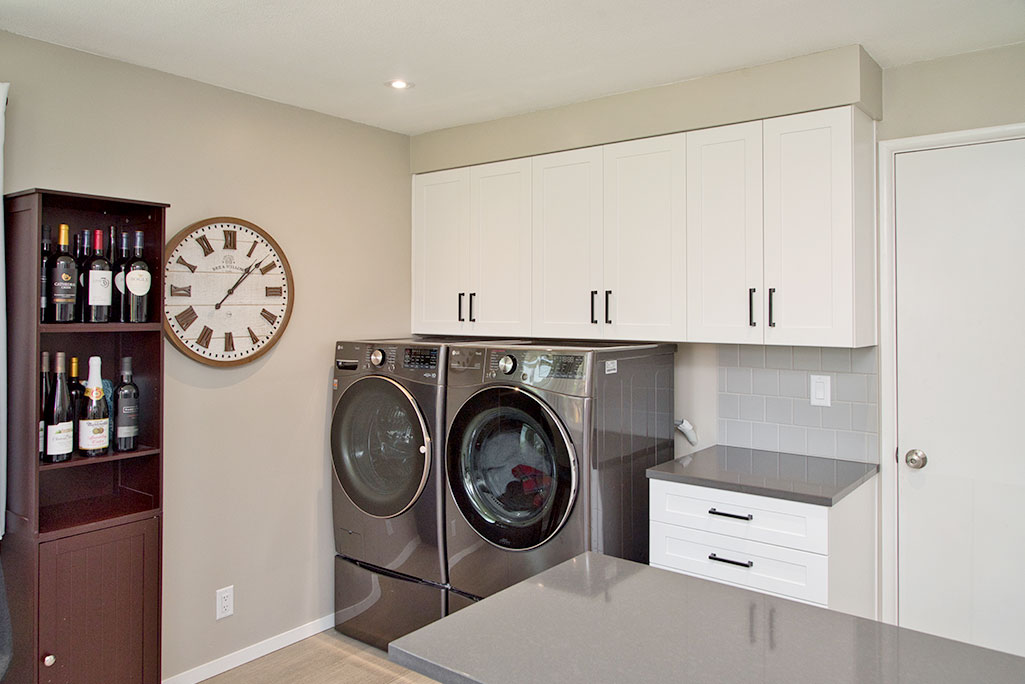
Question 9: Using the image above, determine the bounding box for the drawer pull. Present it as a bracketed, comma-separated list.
[709, 553, 754, 569]
[708, 507, 753, 521]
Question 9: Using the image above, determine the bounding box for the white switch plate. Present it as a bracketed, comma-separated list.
[810, 375, 831, 407]
[216, 585, 234, 620]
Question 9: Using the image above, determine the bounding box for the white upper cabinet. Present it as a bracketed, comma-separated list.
[412, 160, 532, 336]
[531, 148, 604, 339]
[412, 167, 470, 335]
[603, 134, 687, 341]
[468, 159, 532, 337]
[686, 121, 764, 344]
[763, 106, 876, 347]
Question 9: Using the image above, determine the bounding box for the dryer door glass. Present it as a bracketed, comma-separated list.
[331, 376, 431, 518]
[447, 387, 577, 550]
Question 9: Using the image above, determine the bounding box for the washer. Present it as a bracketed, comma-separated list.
[444, 341, 675, 606]
[330, 338, 449, 649]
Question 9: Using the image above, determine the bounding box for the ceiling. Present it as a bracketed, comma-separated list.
[1, 0, 1022, 135]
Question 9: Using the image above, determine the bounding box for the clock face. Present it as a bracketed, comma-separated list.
[163, 217, 294, 367]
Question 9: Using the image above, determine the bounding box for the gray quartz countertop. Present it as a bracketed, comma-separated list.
[646, 445, 878, 505]
[389, 552, 1025, 684]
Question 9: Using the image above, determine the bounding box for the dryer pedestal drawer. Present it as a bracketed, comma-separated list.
[649, 478, 828, 553]
[650, 521, 827, 604]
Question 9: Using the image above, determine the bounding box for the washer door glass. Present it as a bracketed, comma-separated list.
[447, 386, 576, 550]
[331, 376, 430, 518]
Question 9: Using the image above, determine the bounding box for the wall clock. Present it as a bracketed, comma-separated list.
[163, 217, 294, 367]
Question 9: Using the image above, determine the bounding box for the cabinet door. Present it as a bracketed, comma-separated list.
[763, 107, 853, 346]
[603, 133, 687, 341]
[38, 517, 161, 684]
[531, 148, 604, 338]
[412, 168, 471, 335]
[468, 159, 532, 337]
[686, 121, 764, 343]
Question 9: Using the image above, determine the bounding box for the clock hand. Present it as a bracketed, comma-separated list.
[214, 256, 266, 310]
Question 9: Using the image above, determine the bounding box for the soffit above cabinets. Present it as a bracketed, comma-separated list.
[0, 0, 1021, 135]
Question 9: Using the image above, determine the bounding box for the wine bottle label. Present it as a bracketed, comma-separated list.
[39, 420, 45, 452]
[47, 421, 74, 456]
[114, 271, 126, 294]
[50, 266, 76, 304]
[88, 270, 112, 306]
[126, 271, 152, 296]
[79, 418, 109, 450]
[84, 385, 104, 401]
[116, 401, 139, 438]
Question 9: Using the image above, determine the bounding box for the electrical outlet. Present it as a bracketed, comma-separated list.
[810, 374, 831, 407]
[216, 585, 234, 620]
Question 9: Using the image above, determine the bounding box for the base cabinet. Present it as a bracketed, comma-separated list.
[38, 518, 161, 684]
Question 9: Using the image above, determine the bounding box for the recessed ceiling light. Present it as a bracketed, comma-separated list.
[387, 79, 414, 90]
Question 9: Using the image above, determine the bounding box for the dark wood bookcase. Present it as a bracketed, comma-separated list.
[3, 189, 166, 684]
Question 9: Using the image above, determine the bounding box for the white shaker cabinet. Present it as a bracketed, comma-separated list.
[412, 160, 532, 336]
[531, 148, 604, 338]
[602, 133, 687, 341]
[686, 121, 764, 344]
[762, 106, 876, 347]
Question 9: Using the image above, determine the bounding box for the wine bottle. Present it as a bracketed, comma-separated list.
[45, 224, 78, 323]
[112, 231, 130, 322]
[75, 230, 92, 322]
[39, 351, 52, 458]
[78, 356, 109, 457]
[40, 226, 52, 323]
[106, 225, 117, 263]
[123, 231, 151, 323]
[43, 352, 74, 463]
[83, 229, 112, 323]
[114, 357, 140, 452]
[69, 356, 85, 451]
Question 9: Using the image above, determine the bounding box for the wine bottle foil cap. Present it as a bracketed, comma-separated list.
[121, 356, 133, 373]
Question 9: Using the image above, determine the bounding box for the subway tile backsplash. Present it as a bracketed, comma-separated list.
[717, 345, 879, 463]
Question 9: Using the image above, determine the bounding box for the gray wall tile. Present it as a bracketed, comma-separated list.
[821, 348, 852, 372]
[807, 429, 837, 458]
[779, 370, 808, 398]
[793, 347, 821, 370]
[718, 367, 727, 392]
[779, 426, 808, 453]
[718, 393, 740, 419]
[726, 367, 753, 394]
[752, 368, 780, 396]
[837, 373, 869, 402]
[740, 346, 765, 368]
[837, 431, 868, 461]
[793, 400, 822, 427]
[822, 402, 853, 430]
[719, 344, 739, 367]
[765, 397, 793, 424]
[765, 346, 793, 369]
[725, 420, 752, 448]
[852, 347, 878, 373]
[852, 403, 878, 433]
[740, 395, 765, 421]
[752, 423, 779, 451]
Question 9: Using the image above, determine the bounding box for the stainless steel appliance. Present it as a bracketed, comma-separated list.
[330, 339, 450, 649]
[444, 341, 675, 606]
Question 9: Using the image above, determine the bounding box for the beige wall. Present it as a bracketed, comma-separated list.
[411, 45, 882, 173]
[878, 42, 1025, 140]
[0, 31, 411, 679]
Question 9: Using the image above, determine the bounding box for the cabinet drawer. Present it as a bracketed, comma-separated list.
[649, 479, 828, 554]
[650, 521, 828, 604]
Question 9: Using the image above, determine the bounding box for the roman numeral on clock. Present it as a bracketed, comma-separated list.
[196, 326, 213, 349]
[260, 308, 278, 325]
[195, 234, 214, 256]
[224, 331, 235, 352]
[248, 327, 260, 344]
[246, 242, 258, 258]
[177, 256, 198, 273]
[265, 286, 283, 297]
[259, 262, 277, 275]
[223, 230, 237, 250]
[170, 285, 192, 297]
[175, 306, 199, 331]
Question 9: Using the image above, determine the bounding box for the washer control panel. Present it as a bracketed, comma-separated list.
[482, 349, 590, 395]
[333, 341, 444, 385]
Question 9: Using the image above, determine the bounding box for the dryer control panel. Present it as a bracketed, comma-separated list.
[333, 341, 444, 385]
[484, 349, 591, 396]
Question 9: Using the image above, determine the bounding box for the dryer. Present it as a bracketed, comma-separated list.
[444, 341, 675, 607]
[330, 339, 449, 649]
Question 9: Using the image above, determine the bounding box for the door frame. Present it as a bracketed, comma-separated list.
[877, 121, 1025, 625]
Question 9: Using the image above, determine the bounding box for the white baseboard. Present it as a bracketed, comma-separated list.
[162, 613, 336, 684]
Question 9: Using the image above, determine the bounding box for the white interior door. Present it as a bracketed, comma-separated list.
[896, 136, 1025, 656]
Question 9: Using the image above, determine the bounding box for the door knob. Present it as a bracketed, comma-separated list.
[905, 449, 928, 469]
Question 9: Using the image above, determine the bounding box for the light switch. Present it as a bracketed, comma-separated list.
[810, 374, 831, 407]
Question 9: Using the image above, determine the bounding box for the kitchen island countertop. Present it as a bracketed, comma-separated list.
[389, 552, 1025, 684]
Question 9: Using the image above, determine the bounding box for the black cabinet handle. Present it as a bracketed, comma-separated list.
[591, 290, 598, 324]
[458, 292, 465, 322]
[748, 288, 757, 327]
[709, 553, 754, 569]
[768, 288, 776, 327]
[469, 292, 476, 322]
[709, 507, 753, 521]
[605, 290, 612, 324]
